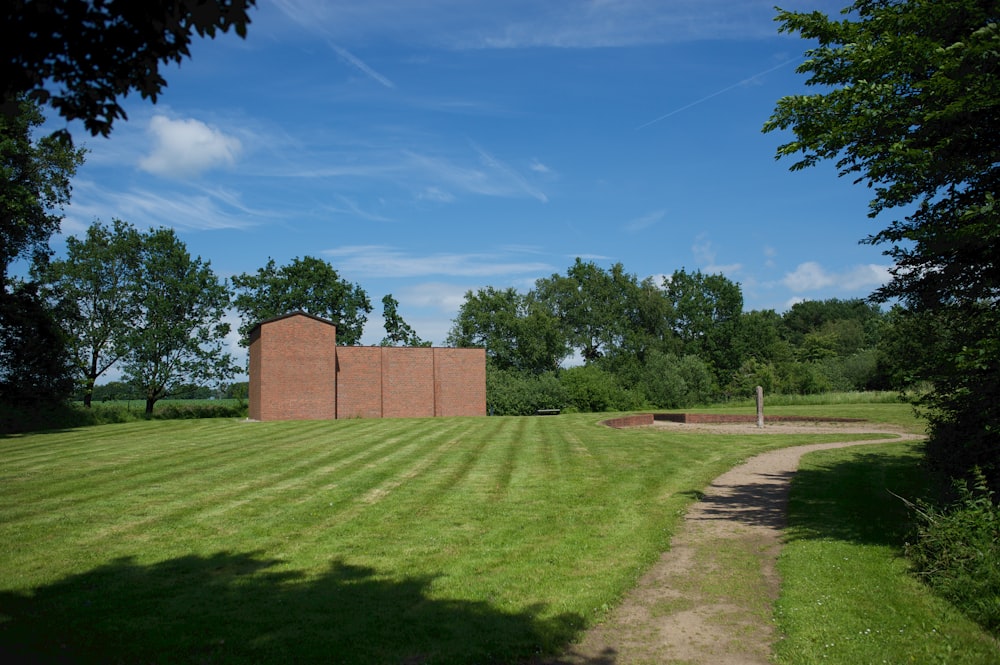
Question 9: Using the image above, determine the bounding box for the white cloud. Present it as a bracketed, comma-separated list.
[395, 282, 472, 313]
[763, 245, 777, 268]
[69, 183, 261, 232]
[139, 115, 242, 178]
[692, 235, 742, 275]
[782, 261, 892, 293]
[472, 144, 549, 203]
[530, 159, 551, 174]
[324, 245, 554, 278]
[403, 147, 548, 203]
[417, 187, 456, 203]
[624, 209, 665, 233]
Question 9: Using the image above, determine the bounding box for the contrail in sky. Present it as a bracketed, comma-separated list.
[636, 58, 799, 130]
[328, 42, 396, 89]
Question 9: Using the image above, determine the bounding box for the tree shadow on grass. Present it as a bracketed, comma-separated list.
[782, 448, 932, 547]
[0, 552, 587, 665]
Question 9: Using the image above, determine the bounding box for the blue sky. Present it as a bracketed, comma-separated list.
[40, 0, 892, 376]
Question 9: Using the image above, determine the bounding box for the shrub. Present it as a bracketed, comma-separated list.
[905, 469, 1000, 635]
[486, 368, 566, 416]
[153, 403, 247, 420]
[560, 365, 645, 413]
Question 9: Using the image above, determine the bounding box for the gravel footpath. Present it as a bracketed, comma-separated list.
[538, 423, 924, 665]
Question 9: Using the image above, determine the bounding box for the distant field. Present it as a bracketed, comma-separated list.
[0, 402, 958, 664]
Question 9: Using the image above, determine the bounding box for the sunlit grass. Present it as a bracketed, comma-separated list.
[1, 413, 875, 664]
[2, 402, 992, 663]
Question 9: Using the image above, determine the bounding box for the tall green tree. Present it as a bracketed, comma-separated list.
[780, 298, 883, 350]
[380, 294, 428, 347]
[447, 286, 567, 374]
[1, 98, 85, 410]
[1, 98, 85, 290]
[121, 227, 235, 415]
[764, 0, 1000, 488]
[664, 268, 744, 382]
[534, 259, 646, 362]
[0, 281, 75, 408]
[231, 256, 372, 346]
[2, 1, 256, 138]
[32, 219, 142, 407]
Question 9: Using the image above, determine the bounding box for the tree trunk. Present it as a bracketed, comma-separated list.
[83, 377, 95, 408]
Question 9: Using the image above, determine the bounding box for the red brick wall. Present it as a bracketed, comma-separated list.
[603, 414, 655, 428]
[335, 346, 383, 419]
[248, 313, 337, 421]
[382, 347, 435, 418]
[434, 348, 486, 417]
[250, 313, 486, 420]
[333, 347, 487, 419]
[248, 325, 263, 420]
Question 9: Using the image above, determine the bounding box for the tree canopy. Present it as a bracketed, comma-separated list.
[1, 98, 85, 288]
[764, 0, 1000, 489]
[33, 219, 143, 407]
[231, 256, 373, 347]
[380, 294, 428, 347]
[120, 227, 235, 415]
[2, 0, 257, 138]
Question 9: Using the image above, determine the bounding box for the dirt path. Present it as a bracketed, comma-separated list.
[540, 423, 924, 665]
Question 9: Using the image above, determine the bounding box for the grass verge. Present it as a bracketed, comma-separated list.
[773, 441, 1000, 664]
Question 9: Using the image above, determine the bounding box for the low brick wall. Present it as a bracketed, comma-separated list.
[603, 413, 867, 428]
[653, 413, 865, 424]
[602, 414, 655, 429]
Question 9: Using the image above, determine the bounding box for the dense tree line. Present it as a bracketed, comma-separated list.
[448, 259, 899, 415]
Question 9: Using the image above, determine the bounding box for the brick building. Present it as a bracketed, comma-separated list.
[248, 311, 486, 421]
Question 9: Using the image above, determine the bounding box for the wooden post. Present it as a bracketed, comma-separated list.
[756, 385, 764, 429]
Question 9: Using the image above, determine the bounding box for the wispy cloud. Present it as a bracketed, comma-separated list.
[529, 159, 552, 174]
[636, 57, 799, 129]
[327, 41, 396, 88]
[417, 187, 455, 203]
[472, 144, 549, 203]
[67, 180, 262, 232]
[394, 281, 473, 313]
[139, 115, 243, 178]
[403, 147, 548, 203]
[326, 195, 394, 222]
[692, 235, 742, 275]
[323, 245, 554, 278]
[267, 0, 788, 50]
[625, 209, 665, 233]
[782, 261, 891, 293]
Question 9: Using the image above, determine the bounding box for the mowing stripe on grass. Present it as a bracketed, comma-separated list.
[1, 411, 931, 664]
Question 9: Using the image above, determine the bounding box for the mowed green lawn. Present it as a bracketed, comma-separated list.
[0, 408, 908, 663]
